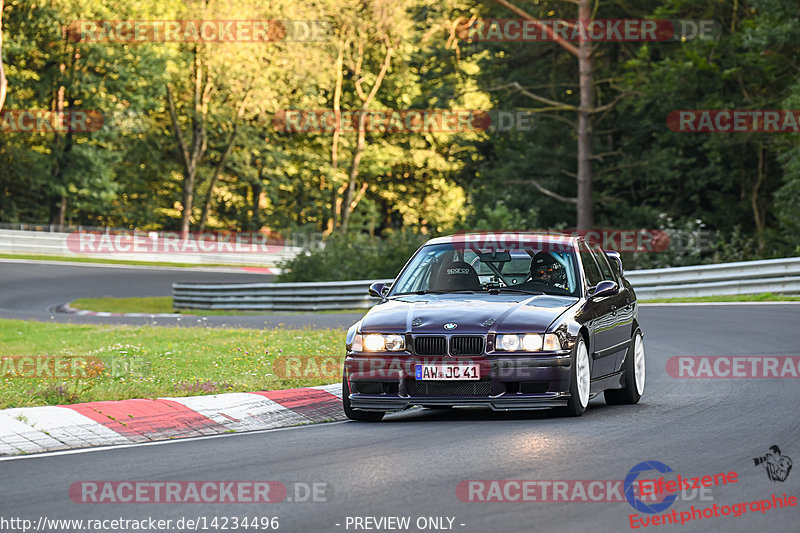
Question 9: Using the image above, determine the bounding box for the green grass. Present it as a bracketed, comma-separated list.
[0, 318, 345, 409]
[71, 297, 175, 314]
[0, 252, 250, 268]
[70, 297, 367, 316]
[71, 291, 800, 317]
[641, 292, 800, 303]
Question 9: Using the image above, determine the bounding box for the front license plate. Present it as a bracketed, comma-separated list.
[415, 364, 480, 381]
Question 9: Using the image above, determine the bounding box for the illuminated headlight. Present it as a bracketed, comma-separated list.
[496, 333, 562, 352]
[361, 334, 405, 352]
[496, 334, 521, 351]
[522, 334, 543, 351]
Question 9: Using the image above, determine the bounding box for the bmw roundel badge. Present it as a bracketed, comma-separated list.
[444, 323, 457, 330]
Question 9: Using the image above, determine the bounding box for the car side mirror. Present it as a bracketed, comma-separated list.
[368, 282, 388, 299]
[605, 251, 623, 275]
[590, 280, 619, 299]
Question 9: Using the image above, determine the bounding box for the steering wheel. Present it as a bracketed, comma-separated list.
[469, 257, 515, 288]
[521, 279, 572, 295]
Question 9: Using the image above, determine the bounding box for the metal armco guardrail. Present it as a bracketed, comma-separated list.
[173, 279, 394, 311]
[0, 228, 301, 268]
[172, 257, 800, 310]
[626, 257, 800, 299]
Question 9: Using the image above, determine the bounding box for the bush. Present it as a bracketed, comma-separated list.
[277, 230, 428, 282]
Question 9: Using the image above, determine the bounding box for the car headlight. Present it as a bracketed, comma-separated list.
[360, 334, 405, 352]
[542, 333, 562, 351]
[496, 334, 521, 351]
[351, 333, 363, 351]
[496, 333, 562, 352]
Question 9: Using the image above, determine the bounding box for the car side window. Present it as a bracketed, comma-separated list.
[579, 242, 603, 288]
[592, 245, 616, 281]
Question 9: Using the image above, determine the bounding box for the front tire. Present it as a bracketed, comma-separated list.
[342, 374, 385, 422]
[557, 336, 590, 417]
[605, 329, 645, 405]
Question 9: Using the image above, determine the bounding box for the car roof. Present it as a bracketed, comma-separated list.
[424, 232, 580, 247]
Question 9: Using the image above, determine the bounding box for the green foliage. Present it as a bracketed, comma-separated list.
[1, 0, 799, 267]
[277, 230, 428, 282]
[616, 0, 800, 258]
[464, 202, 536, 232]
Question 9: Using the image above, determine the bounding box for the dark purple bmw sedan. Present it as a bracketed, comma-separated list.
[342, 232, 645, 421]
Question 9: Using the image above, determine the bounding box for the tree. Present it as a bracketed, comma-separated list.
[327, 0, 408, 233]
[166, 45, 212, 237]
[493, 0, 600, 230]
[165, 0, 331, 236]
[616, 0, 800, 257]
[2, 0, 799, 268]
[0, 0, 171, 227]
[0, 0, 7, 113]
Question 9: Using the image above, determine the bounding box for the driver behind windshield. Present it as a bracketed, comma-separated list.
[528, 251, 568, 290]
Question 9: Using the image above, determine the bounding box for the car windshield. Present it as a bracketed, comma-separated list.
[390, 241, 580, 297]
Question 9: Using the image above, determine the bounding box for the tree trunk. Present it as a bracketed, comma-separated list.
[0, 0, 7, 113]
[495, 0, 595, 230]
[197, 89, 249, 233]
[752, 143, 766, 251]
[326, 42, 345, 234]
[251, 180, 262, 231]
[167, 46, 210, 238]
[49, 79, 68, 229]
[340, 112, 367, 233]
[197, 127, 237, 234]
[180, 164, 197, 237]
[576, 0, 594, 231]
[57, 195, 67, 228]
[338, 41, 393, 233]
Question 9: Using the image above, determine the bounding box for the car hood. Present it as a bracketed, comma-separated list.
[359, 293, 579, 334]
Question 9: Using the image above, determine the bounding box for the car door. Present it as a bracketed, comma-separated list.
[578, 242, 617, 377]
[591, 244, 632, 373]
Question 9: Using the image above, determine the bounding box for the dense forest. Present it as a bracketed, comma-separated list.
[1, 0, 799, 270]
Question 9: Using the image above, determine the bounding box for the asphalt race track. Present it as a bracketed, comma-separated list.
[0, 260, 364, 329]
[0, 261, 799, 532]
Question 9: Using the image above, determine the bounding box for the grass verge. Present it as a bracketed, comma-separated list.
[71, 297, 175, 314]
[641, 292, 800, 303]
[72, 292, 800, 316]
[0, 318, 344, 409]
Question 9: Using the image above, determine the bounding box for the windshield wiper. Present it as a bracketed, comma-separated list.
[391, 289, 477, 296]
[488, 288, 544, 295]
[391, 290, 446, 296]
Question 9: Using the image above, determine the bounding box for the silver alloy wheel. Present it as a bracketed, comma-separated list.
[634, 332, 646, 396]
[576, 340, 590, 409]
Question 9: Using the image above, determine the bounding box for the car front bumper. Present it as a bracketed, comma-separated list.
[345, 353, 573, 412]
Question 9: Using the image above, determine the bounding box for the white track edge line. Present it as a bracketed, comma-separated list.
[0, 420, 350, 462]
